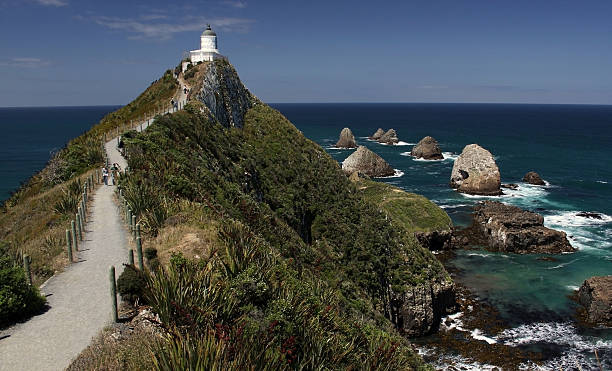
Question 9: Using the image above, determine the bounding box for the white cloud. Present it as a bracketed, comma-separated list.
[89, 14, 253, 40]
[37, 0, 68, 7]
[0, 57, 51, 68]
[223, 1, 247, 8]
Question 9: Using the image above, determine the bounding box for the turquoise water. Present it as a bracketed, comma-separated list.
[0, 106, 119, 200]
[274, 103, 612, 369]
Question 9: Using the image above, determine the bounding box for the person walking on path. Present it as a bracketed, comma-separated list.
[102, 167, 108, 185]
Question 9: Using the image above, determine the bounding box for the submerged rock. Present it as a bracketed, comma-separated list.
[501, 183, 519, 190]
[523, 171, 546, 185]
[369, 128, 385, 140]
[471, 201, 575, 254]
[578, 276, 612, 326]
[342, 146, 395, 177]
[576, 212, 603, 220]
[450, 144, 502, 196]
[377, 129, 399, 145]
[411, 136, 443, 160]
[335, 127, 357, 148]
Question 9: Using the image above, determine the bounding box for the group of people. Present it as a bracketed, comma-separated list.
[102, 163, 122, 186]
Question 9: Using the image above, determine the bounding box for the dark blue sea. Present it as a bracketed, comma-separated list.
[1, 103, 611, 368]
[274, 103, 612, 370]
[0, 106, 119, 200]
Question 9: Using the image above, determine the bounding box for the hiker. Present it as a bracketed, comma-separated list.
[102, 167, 108, 185]
[110, 163, 119, 185]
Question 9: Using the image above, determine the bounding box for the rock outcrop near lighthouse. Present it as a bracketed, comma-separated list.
[192, 60, 259, 128]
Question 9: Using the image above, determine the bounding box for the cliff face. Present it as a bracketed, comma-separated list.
[192, 60, 258, 128]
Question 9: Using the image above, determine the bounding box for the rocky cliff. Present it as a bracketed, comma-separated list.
[191, 60, 259, 128]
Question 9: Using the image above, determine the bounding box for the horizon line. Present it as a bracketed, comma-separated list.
[2, 101, 612, 109]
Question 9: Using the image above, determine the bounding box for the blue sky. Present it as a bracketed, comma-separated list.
[1, 0, 611, 106]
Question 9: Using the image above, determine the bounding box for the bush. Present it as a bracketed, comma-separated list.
[116, 265, 147, 305]
[0, 248, 46, 327]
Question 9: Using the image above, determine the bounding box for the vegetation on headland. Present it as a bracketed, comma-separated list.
[77, 100, 452, 369]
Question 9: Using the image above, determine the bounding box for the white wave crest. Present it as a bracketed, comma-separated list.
[375, 169, 404, 179]
[596, 180, 608, 184]
[544, 211, 612, 228]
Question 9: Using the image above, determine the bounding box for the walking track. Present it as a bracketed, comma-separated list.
[0, 78, 188, 370]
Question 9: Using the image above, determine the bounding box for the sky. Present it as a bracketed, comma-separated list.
[1, 0, 611, 106]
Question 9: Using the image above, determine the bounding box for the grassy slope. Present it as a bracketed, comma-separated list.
[0, 70, 178, 284]
[357, 179, 452, 233]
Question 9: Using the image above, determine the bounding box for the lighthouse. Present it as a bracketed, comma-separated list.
[188, 25, 226, 64]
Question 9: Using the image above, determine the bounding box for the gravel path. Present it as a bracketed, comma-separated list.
[0, 76, 188, 370]
[0, 182, 128, 371]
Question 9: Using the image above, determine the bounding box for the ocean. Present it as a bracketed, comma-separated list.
[1, 103, 611, 369]
[273, 103, 612, 370]
[0, 106, 119, 200]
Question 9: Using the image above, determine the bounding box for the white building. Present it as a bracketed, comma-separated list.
[187, 25, 226, 66]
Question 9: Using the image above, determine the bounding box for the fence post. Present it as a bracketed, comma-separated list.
[76, 212, 83, 241]
[131, 215, 136, 238]
[23, 254, 32, 285]
[66, 229, 73, 262]
[127, 209, 132, 227]
[71, 220, 78, 251]
[136, 237, 144, 270]
[109, 266, 118, 323]
[135, 223, 140, 240]
[129, 249, 134, 265]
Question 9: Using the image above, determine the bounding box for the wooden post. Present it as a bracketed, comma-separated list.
[23, 254, 32, 285]
[71, 220, 78, 251]
[136, 223, 141, 239]
[76, 212, 83, 241]
[131, 215, 136, 238]
[66, 229, 73, 262]
[127, 209, 132, 227]
[129, 249, 134, 265]
[109, 266, 118, 323]
[136, 237, 144, 271]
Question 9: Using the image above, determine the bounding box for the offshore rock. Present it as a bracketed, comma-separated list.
[336, 127, 357, 148]
[369, 128, 385, 140]
[411, 136, 443, 160]
[523, 171, 546, 185]
[193, 60, 258, 128]
[578, 276, 612, 326]
[342, 146, 395, 177]
[378, 129, 399, 145]
[450, 144, 502, 196]
[472, 201, 575, 254]
[389, 280, 456, 337]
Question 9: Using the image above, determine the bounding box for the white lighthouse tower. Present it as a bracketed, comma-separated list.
[188, 25, 226, 64]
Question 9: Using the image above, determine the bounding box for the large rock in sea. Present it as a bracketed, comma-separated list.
[411, 136, 444, 160]
[377, 129, 399, 145]
[336, 127, 357, 148]
[578, 276, 612, 326]
[523, 171, 546, 185]
[342, 146, 395, 177]
[471, 201, 574, 254]
[369, 128, 385, 140]
[450, 144, 502, 196]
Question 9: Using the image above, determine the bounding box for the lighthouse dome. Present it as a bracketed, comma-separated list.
[202, 25, 216, 36]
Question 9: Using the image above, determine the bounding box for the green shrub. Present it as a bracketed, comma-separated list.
[0, 246, 46, 327]
[116, 264, 147, 305]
